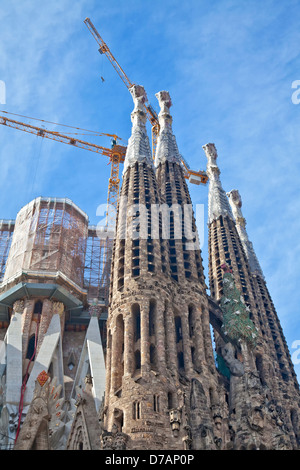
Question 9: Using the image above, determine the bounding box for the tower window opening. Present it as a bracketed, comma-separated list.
[132, 268, 140, 277]
[177, 351, 185, 369]
[168, 392, 174, 409]
[26, 335, 37, 361]
[149, 300, 156, 336]
[34, 300, 43, 315]
[175, 316, 182, 343]
[133, 401, 141, 420]
[135, 350, 141, 371]
[150, 344, 156, 366]
[153, 394, 160, 412]
[132, 303, 141, 341]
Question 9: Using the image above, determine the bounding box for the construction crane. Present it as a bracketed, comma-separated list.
[84, 17, 208, 186]
[0, 112, 126, 227]
[84, 17, 160, 158]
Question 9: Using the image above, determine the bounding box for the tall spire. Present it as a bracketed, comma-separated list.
[202, 143, 233, 224]
[154, 90, 181, 167]
[123, 85, 153, 174]
[227, 189, 264, 278]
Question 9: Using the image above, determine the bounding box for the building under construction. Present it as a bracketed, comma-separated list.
[0, 19, 299, 451]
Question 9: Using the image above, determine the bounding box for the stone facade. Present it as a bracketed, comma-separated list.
[0, 89, 299, 451]
[204, 143, 300, 449]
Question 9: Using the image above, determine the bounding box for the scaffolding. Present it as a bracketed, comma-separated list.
[3, 198, 89, 289]
[1, 200, 114, 310]
[0, 220, 15, 282]
[84, 226, 113, 306]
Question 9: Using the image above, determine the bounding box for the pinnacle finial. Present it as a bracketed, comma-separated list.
[154, 90, 181, 167]
[202, 143, 218, 161]
[123, 85, 153, 173]
[130, 85, 147, 112]
[155, 90, 172, 116]
[202, 143, 233, 223]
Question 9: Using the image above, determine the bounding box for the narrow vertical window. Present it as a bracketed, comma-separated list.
[133, 401, 141, 420]
[34, 300, 43, 314]
[153, 394, 160, 412]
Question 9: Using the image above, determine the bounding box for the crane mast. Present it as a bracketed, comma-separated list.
[84, 17, 160, 158]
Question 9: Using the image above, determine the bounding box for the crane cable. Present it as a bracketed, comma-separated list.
[0, 109, 125, 141]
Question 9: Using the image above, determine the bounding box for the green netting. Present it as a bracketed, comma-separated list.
[220, 272, 258, 349]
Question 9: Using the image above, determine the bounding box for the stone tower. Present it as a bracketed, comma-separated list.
[203, 143, 300, 449]
[104, 86, 223, 450]
[0, 88, 299, 451]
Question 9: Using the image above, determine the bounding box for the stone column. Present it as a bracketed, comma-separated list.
[155, 302, 167, 373]
[110, 314, 124, 392]
[192, 307, 206, 370]
[181, 310, 193, 379]
[140, 300, 150, 375]
[104, 330, 112, 408]
[165, 304, 177, 373]
[124, 314, 134, 376]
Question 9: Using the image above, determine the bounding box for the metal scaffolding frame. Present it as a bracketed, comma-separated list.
[84, 226, 113, 306]
[3, 198, 89, 289]
[0, 201, 113, 309]
[0, 220, 15, 282]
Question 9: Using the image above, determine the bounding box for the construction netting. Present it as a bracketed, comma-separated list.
[3, 198, 89, 288]
[84, 226, 113, 305]
[0, 220, 15, 282]
[1, 198, 113, 308]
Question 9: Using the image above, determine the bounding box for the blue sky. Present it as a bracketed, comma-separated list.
[0, 0, 300, 378]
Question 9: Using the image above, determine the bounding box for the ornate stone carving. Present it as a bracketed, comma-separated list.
[202, 143, 234, 223]
[13, 300, 24, 314]
[52, 301, 64, 316]
[13, 372, 66, 450]
[169, 409, 181, 437]
[247, 406, 265, 433]
[154, 91, 181, 167]
[101, 424, 128, 450]
[221, 342, 244, 377]
[123, 85, 153, 174]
